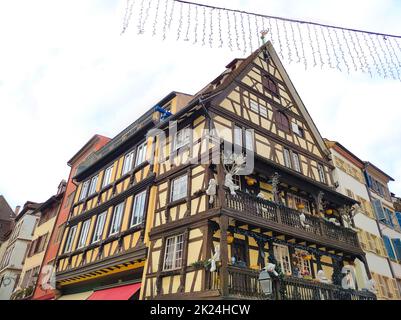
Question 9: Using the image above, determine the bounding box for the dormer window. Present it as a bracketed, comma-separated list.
[275, 110, 290, 133]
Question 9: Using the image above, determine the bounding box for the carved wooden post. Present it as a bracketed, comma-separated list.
[256, 239, 267, 268]
[217, 161, 225, 208]
[315, 253, 323, 271]
[219, 215, 229, 297]
[332, 258, 343, 286]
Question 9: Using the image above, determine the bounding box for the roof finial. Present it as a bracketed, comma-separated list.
[260, 29, 269, 44]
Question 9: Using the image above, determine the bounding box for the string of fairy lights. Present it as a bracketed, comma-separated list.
[121, 0, 401, 80]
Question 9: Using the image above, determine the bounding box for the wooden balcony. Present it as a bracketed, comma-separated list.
[223, 191, 362, 254]
[209, 266, 376, 300]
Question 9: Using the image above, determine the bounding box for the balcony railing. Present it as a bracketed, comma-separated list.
[224, 191, 360, 249]
[279, 276, 376, 300]
[209, 266, 376, 300]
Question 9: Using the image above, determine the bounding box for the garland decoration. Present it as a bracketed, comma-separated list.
[121, 0, 401, 80]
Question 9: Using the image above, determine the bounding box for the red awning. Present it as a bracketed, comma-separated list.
[87, 283, 141, 300]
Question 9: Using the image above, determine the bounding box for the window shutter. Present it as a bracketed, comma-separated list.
[383, 236, 396, 260]
[364, 172, 371, 187]
[371, 273, 383, 299]
[390, 279, 401, 299]
[391, 238, 401, 262]
[366, 201, 375, 219]
[357, 230, 367, 251]
[366, 233, 376, 253]
[380, 275, 390, 299]
[396, 212, 401, 229]
[372, 199, 386, 222]
[384, 208, 394, 227]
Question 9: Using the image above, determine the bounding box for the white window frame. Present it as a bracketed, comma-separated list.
[77, 219, 91, 249]
[273, 244, 292, 276]
[122, 151, 135, 175]
[174, 127, 191, 150]
[79, 180, 90, 201]
[109, 202, 125, 236]
[135, 141, 148, 166]
[130, 191, 147, 227]
[88, 174, 99, 196]
[92, 212, 107, 243]
[170, 175, 188, 202]
[163, 234, 184, 271]
[318, 164, 326, 183]
[294, 249, 312, 276]
[292, 152, 301, 172]
[283, 148, 292, 169]
[102, 165, 113, 188]
[64, 226, 77, 253]
[250, 100, 268, 118]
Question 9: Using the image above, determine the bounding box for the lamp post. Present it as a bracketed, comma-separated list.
[259, 269, 273, 298]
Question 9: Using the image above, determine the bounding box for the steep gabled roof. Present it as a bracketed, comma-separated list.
[193, 42, 330, 157]
[0, 195, 14, 221]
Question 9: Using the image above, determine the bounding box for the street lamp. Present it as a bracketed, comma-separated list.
[259, 269, 273, 296]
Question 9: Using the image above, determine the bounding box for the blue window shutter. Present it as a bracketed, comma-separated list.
[392, 239, 401, 261]
[385, 208, 394, 227]
[383, 236, 396, 260]
[396, 212, 401, 229]
[372, 199, 386, 222]
[364, 171, 372, 187]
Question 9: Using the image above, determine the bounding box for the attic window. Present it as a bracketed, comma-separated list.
[275, 110, 290, 133]
[291, 121, 305, 138]
[262, 75, 278, 96]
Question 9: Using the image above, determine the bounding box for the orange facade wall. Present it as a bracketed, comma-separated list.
[32, 135, 110, 300]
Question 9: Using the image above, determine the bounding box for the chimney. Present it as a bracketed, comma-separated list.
[15, 205, 21, 216]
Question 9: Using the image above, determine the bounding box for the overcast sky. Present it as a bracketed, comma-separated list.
[0, 0, 400, 210]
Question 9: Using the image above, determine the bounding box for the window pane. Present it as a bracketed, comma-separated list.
[163, 234, 184, 271]
[175, 128, 190, 150]
[284, 149, 292, 168]
[102, 165, 113, 188]
[93, 212, 106, 243]
[318, 164, 326, 183]
[292, 153, 301, 172]
[135, 142, 147, 166]
[131, 191, 147, 227]
[110, 203, 124, 235]
[171, 175, 188, 202]
[122, 151, 134, 175]
[88, 175, 98, 196]
[274, 244, 291, 275]
[79, 181, 90, 201]
[64, 226, 77, 253]
[250, 100, 259, 113]
[175, 235, 184, 268]
[77, 220, 91, 248]
[163, 237, 176, 270]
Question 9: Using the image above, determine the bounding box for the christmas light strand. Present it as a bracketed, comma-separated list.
[121, 0, 401, 80]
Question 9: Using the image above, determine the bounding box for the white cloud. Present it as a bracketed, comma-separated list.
[0, 0, 400, 209]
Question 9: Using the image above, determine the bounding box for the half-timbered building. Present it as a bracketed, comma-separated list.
[55, 92, 193, 300]
[141, 42, 376, 300]
[56, 42, 377, 300]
